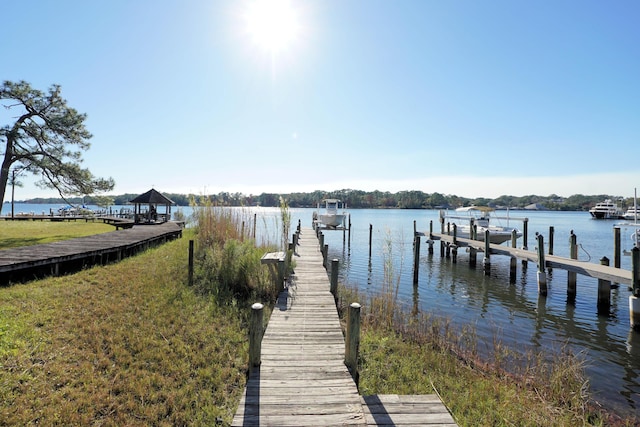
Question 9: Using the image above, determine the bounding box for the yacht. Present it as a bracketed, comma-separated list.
[589, 199, 624, 219]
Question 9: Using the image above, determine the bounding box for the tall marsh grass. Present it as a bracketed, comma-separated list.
[190, 200, 280, 304]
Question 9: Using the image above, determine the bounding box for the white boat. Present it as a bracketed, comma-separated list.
[622, 207, 640, 221]
[315, 199, 346, 228]
[589, 199, 624, 219]
[441, 206, 522, 245]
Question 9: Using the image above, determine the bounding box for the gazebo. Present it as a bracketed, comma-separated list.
[130, 189, 175, 224]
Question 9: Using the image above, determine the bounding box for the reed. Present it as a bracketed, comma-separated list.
[189, 197, 280, 303]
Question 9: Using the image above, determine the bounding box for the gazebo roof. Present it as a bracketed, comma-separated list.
[129, 189, 174, 205]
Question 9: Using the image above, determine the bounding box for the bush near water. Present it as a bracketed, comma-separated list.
[0, 215, 637, 425]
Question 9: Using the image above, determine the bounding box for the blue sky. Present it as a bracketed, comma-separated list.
[1, 0, 639, 199]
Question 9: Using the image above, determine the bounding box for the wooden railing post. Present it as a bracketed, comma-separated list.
[188, 239, 194, 286]
[537, 233, 547, 296]
[345, 302, 361, 384]
[568, 232, 578, 301]
[413, 234, 420, 284]
[330, 258, 339, 298]
[597, 257, 611, 315]
[249, 303, 264, 370]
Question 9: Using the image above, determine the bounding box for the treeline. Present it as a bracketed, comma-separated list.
[21, 190, 632, 211]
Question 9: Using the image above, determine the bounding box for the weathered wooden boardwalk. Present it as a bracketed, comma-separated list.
[232, 227, 457, 427]
[0, 222, 183, 284]
[429, 232, 634, 285]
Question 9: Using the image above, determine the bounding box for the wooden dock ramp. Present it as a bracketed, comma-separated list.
[232, 227, 457, 427]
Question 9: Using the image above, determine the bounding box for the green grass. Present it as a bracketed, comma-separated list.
[0, 230, 249, 425]
[0, 221, 113, 249]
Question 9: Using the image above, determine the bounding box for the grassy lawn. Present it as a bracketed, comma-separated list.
[0, 221, 113, 249]
[0, 231, 248, 426]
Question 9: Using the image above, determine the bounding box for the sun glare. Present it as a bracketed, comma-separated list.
[245, 0, 300, 53]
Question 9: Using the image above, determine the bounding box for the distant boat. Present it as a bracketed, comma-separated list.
[589, 199, 624, 219]
[622, 206, 640, 221]
[315, 199, 346, 228]
[441, 206, 522, 245]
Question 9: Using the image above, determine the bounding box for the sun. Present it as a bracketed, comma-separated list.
[244, 0, 300, 53]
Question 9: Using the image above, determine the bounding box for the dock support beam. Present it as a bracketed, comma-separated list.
[509, 256, 517, 283]
[630, 247, 640, 330]
[598, 257, 611, 315]
[483, 230, 490, 275]
[568, 232, 578, 302]
[345, 302, 361, 385]
[537, 234, 547, 296]
[188, 240, 194, 286]
[413, 234, 420, 284]
[331, 259, 339, 298]
[614, 226, 622, 269]
[249, 303, 264, 370]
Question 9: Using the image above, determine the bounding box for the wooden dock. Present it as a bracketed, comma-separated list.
[427, 232, 634, 285]
[0, 222, 183, 285]
[232, 227, 457, 427]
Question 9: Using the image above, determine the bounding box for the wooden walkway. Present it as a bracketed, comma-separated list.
[0, 222, 183, 285]
[232, 227, 457, 427]
[428, 232, 634, 285]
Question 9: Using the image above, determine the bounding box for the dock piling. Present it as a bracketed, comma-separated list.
[330, 258, 339, 298]
[249, 302, 264, 370]
[537, 234, 547, 296]
[568, 232, 578, 301]
[413, 234, 421, 284]
[598, 257, 611, 315]
[345, 302, 361, 385]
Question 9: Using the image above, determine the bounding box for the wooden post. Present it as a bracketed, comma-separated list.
[511, 229, 518, 248]
[548, 226, 554, 255]
[469, 218, 475, 240]
[249, 303, 264, 370]
[348, 214, 352, 247]
[331, 258, 339, 297]
[452, 223, 457, 246]
[278, 258, 285, 292]
[451, 245, 458, 263]
[427, 239, 434, 255]
[413, 234, 420, 284]
[319, 232, 325, 254]
[469, 246, 477, 268]
[429, 220, 433, 239]
[597, 256, 611, 315]
[509, 256, 517, 283]
[522, 218, 529, 250]
[323, 244, 329, 268]
[188, 240, 194, 286]
[568, 232, 578, 301]
[440, 214, 445, 234]
[345, 302, 361, 384]
[537, 234, 547, 296]
[368, 224, 373, 258]
[632, 246, 640, 297]
[614, 226, 621, 269]
[631, 247, 640, 329]
[253, 213, 257, 239]
[483, 230, 490, 275]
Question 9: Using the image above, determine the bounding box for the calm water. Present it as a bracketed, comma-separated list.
[3, 203, 639, 416]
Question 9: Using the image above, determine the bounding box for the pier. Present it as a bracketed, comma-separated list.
[0, 222, 183, 285]
[232, 227, 457, 426]
[415, 219, 640, 329]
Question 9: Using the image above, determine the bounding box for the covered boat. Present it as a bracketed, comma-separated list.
[441, 206, 522, 245]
